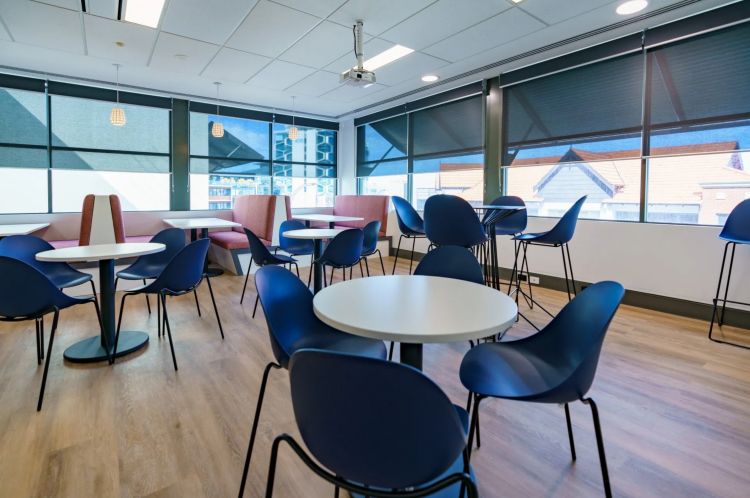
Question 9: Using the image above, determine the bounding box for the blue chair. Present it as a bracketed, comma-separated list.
[709, 198, 750, 348]
[359, 220, 386, 276]
[241, 227, 300, 318]
[391, 196, 426, 274]
[0, 234, 98, 303]
[260, 349, 478, 498]
[512, 195, 587, 305]
[0, 256, 102, 411]
[314, 229, 364, 287]
[424, 194, 487, 249]
[113, 239, 223, 370]
[460, 281, 624, 498]
[482, 195, 527, 236]
[237, 266, 386, 497]
[414, 245, 484, 286]
[115, 228, 202, 320]
[277, 219, 314, 258]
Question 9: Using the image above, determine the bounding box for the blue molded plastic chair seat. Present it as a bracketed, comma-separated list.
[359, 220, 386, 276]
[391, 195, 426, 274]
[0, 256, 102, 411]
[278, 219, 314, 256]
[113, 239, 224, 370]
[460, 281, 625, 498]
[238, 266, 386, 497]
[258, 350, 477, 498]
[314, 228, 364, 287]
[709, 198, 750, 348]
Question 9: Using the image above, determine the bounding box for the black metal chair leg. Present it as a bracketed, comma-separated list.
[376, 249, 385, 275]
[359, 259, 364, 278]
[293, 262, 300, 278]
[388, 342, 395, 361]
[142, 279, 151, 314]
[409, 237, 417, 274]
[89, 280, 100, 312]
[564, 403, 577, 461]
[238, 361, 282, 498]
[363, 257, 370, 277]
[392, 235, 403, 274]
[719, 243, 736, 326]
[37, 309, 59, 411]
[582, 397, 612, 498]
[194, 289, 202, 317]
[565, 243, 578, 297]
[467, 394, 484, 459]
[241, 260, 253, 304]
[205, 277, 225, 339]
[307, 262, 313, 288]
[161, 294, 178, 371]
[112, 293, 130, 364]
[253, 294, 260, 319]
[263, 433, 284, 498]
[561, 245, 572, 300]
[157, 293, 161, 337]
[709, 243, 729, 341]
[35, 318, 41, 365]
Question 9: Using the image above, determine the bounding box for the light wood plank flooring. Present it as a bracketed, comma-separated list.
[1, 257, 749, 497]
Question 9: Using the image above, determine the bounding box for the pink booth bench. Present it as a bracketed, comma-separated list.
[208, 195, 291, 250]
[328, 195, 389, 236]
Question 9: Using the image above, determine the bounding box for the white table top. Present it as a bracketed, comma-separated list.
[283, 228, 346, 240]
[36, 243, 165, 263]
[294, 214, 364, 223]
[313, 275, 517, 343]
[163, 217, 241, 230]
[0, 223, 50, 237]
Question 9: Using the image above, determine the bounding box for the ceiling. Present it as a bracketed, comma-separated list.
[0, 0, 738, 120]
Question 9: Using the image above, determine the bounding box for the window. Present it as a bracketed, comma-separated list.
[0, 88, 48, 213]
[50, 95, 170, 212]
[412, 153, 484, 210]
[358, 175, 408, 198]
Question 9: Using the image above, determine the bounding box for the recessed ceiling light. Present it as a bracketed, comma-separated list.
[362, 45, 414, 72]
[123, 0, 166, 28]
[616, 0, 648, 15]
[421, 75, 439, 83]
[511, 0, 524, 3]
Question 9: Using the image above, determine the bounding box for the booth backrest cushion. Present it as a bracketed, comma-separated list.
[231, 195, 291, 243]
[79, 194, 125, 245]
[333, 195, 389, 236]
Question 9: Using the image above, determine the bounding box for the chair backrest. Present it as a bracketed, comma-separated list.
[147, 239, 209, 293]
[131, 228, 186, 268]
[0, 234, 56, 273]
[279, 220, 313, 254]
[255, 265, 321, 367]
[392, 196, 424, 235]
[289, 350, 468, 490]
[79, 194, 125, 245]
[537, 195, 587, 245]
[414, 246, 484, 285]
[320, 229, 364, 267]
[362, 220, 381, 255]
[424, 194, 486, 247]
[527, 281, 624, 401]
[0, 256, 74, 318]
[483, 195, 527, 235]
[720, 198, 750, 242]
[244, 228, 275, 266]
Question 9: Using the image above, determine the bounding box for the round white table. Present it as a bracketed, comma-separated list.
[313, 275, 518, 370]
[283, 228, 344, 294]
[293, 214, 364, 229]
[37, 243, 165, 363]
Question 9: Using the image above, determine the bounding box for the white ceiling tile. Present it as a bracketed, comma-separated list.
[31, 0, 80, 10]
[0, 1, 84, 53]
[270, 0, 347, 18]
[324, 36, 392, 73]
[161, 0, 257, 45]
[279, 21, 353, 68]
[423, 7, 546, 62]
[87, 0, 118, 19]
[83, 14, 157, 65]
[381, 0, 510, 50]
[149, 32, 220, 75]
[226, 1, 320, 58]
[284, 71, 342, 97]
[0, 19, 10, 41]
[202, 47, 271, 83]
[373, 51, 449, 86]
[246, 60, 316, 90]
[518, 0, 615, 25]
[319, 82, 387, 103]
[329, 0, 436, 36]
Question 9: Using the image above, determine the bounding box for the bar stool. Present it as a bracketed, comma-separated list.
[709, 198, 750, 349]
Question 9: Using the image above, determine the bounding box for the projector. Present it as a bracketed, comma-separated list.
[340, 68, 376, 86]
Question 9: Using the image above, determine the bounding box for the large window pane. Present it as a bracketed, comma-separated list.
[52, 169, 170, 212]
[53, 150, 169, 173]
[357, 115, 407, 167]
[357, 159, 408, 177]
[0, 167, 48, 214]
[506, 134, 642, 165]
[0, 88, 47, 145]
[0, 146, 47, 169]
[412, 96, 482, 156]
[646, 151, 750, 225]
[273, 124, 335, 164]
[189, 173, 272, 210]
[190, 112, 269, 159]
[273, 176, 335, 208]
[358, 175, 408, 198]
[51, 95, 169, 153]
[412, 153, 484, 210]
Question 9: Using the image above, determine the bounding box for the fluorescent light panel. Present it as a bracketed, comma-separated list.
[123, 0, 166, 28]
[357, 45, 414, 72]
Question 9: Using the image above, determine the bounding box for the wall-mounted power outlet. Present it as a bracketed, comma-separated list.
[529, 276, 540, 285]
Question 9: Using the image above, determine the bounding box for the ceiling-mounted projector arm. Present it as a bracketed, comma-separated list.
[354, 20, 365, 71]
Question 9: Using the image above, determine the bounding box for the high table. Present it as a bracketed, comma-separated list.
[0, 222, 50, 239]
[163, 217, 241, 276]
[313, 275, 517, 370]
[36, 242, 165, 363]
[283, 228, 344, 294]
[293, 214, 363, 229]
[473, 205, 526, 290]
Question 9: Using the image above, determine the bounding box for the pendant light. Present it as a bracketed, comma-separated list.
[110, 64, 126, 126]
[211, 82, 224, 138]
[288, 96, 299, 141]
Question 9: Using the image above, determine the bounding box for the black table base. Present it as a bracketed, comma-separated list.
[399, 343, 423, 370]
[64, 331, 148, 363]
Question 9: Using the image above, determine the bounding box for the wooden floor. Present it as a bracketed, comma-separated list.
[1, 257, 750, 498]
